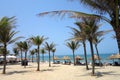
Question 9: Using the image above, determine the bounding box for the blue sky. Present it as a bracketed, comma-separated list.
[0, 0, 118, 55]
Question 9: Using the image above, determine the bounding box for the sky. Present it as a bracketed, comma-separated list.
[0, 0, 118, 55]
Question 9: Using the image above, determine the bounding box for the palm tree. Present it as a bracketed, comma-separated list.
[21, 41, 31, 68]
[80, 18, 108, 75]
[30, 49, 35, 63]
[69, 22, 89, 70]
[34, 48, 38, 62]
[76, 0, 120, 53]
[41, 48, 46, 62]
[13, 47, 19, 56]
[29, 35, 47, 71]
[44, 42, 55, 67]
[52, 48, 56, 63]
[15, 41, 24, 61]
[0, 17, 20, 74]
[38, 0, 120, 53]
[93, 37, 104, 67]
[66, 41, 80, 65]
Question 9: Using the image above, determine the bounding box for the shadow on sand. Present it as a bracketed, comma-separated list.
[6, 70, 30, 75]
[40, 69, 54, 72]
[75, 71, 120, 78]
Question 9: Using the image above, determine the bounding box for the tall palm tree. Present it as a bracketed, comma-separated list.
[44, 42, 55, 67]
[0, 17, 20, 74]
[15, 41, 23, 61]
[41, 48, 46, 62]
[77, 0, 120, 53]
[69, 22, 89, 70]
[80, 18, 107, 75]
[21, 41, 31, 68]
[66, 41, 80, 65]
[93, 36, 104, 67]
[13, 47, 19, 56]
[30, 49, 35, 63]
[52, 48, 56, 63]
[38, 0, 120, 53]
[29, 35, 47, 71]
[34, 48, 38, 62]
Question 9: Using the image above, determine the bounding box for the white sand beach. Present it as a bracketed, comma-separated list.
[0, 62, 120, 80]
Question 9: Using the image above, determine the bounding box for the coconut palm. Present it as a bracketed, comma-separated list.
[15, 41, 24, 61]
[93, 36, 104, 67]
[52, 48, 56, 63]
[29, 35, 47, 71]
[30, 49, 35, 63]
[0, 17, 20, 74]
[76, 0, 120, 53]
[34, 48, 38, 62]
[41, 48, 46, 62]
[38, 0, 120, 53]
[69, 22, 89, 70]
[66, 41, 80, 65]
[21, 41, 31, 68]
[13, 47, 19, 56]
[80, 18, 108, 75]
[44, 42, 55, 67]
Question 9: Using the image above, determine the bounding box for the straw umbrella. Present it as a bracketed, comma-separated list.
[90, 54, 101, 61]
[75, 56, 83, 60]
[114, 54, 120, 64]
[75, 56, 83, 65]
[53, 56, 60, 64]
[62, 56, 70, 60]
[62, 56, 71, 64]
[114, 54, 120, 59]
[53, 56, 60, 60]
[108, 54, 116, 64]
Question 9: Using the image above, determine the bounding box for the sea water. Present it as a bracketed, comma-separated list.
[29, 53, 117, 64]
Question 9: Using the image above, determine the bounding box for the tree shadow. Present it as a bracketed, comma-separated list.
[41, 69, 54, 72]
[6, 70, 30, 75]
[75, 71, 120, 78]
[52, 65, 60, 67]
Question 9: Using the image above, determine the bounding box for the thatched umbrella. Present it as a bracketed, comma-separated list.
[108, 54, 116, 60]
[114, 54, 120, 59]
[62, 56, 70, 60]
[108, 54, 116, 63]
[75, 56, 83, 65]
[53, 56, 60, 64]
[62, 56, 71, 64]
[113, 54, 120, 64]
[53, 56, 60, 60]
[90, 54, 101, 60]
[75, 56, 83, 60]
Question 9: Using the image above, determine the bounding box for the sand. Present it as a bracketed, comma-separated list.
[0, 62, 120, 80]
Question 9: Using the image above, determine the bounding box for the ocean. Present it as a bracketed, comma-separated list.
[30, 53, 118, 64]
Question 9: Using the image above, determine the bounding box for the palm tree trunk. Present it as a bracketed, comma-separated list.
[115, 28, 120, 64]
[24, 51, 27, 68]
[37, 46, 40, 71]
[42, 53, 44, 62]
[95, 45, 101, 67]
[73, 50, 75, 65]
[83, 42, 89, 70]
[53, 52, 54, 63]
[115, 28, 120, 54]
[43, 54, 44, 62]
[49, 51, 51, 67]
[20, 50, 23, 61]
[3, 44, 7, 74]
[89, 40, 95, 75]
[32, 55, 33, 63]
